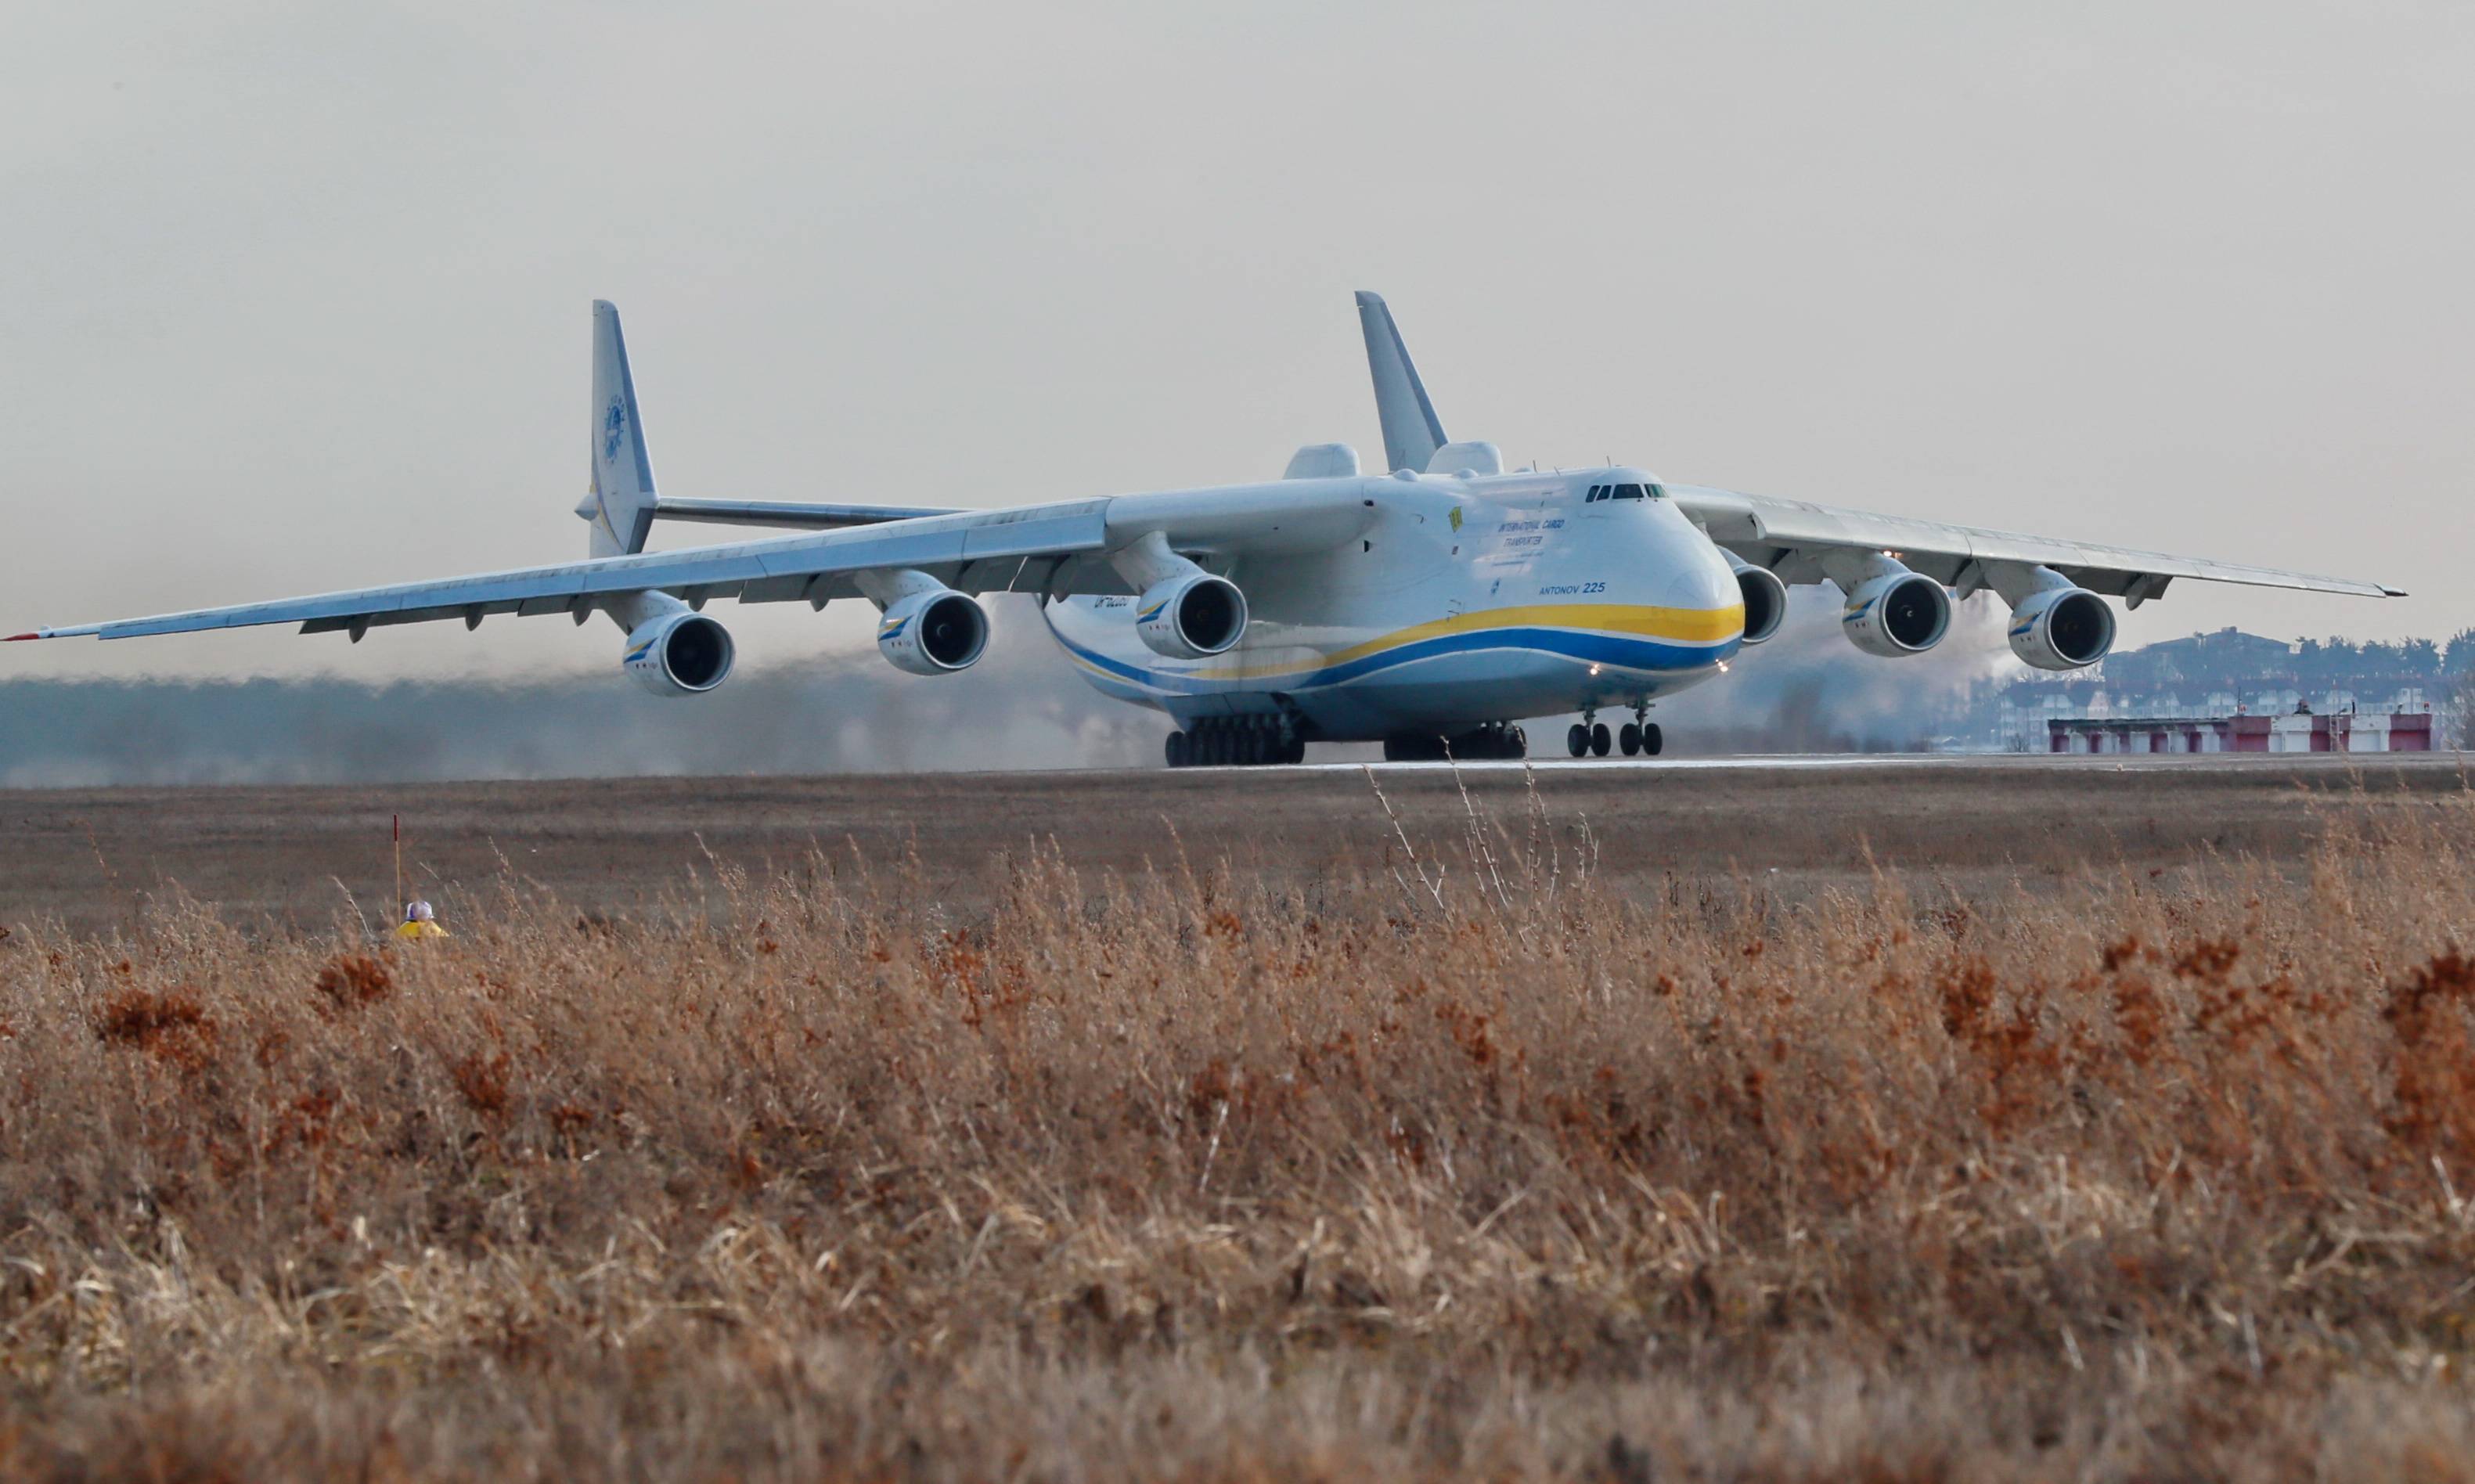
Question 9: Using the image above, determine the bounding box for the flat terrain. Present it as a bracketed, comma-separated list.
[2, 751, 2464, 932]
[5, 752, 2475, 1478]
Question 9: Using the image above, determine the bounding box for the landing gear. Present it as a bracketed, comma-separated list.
[1167, 715, 1306, 769]
[1383, 722, 1526, 762]
[1630, 701, 1663, 758]
[1569, 704, 1662, 760]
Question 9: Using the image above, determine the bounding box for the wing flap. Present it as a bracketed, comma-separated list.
[650, 499, 962, 531]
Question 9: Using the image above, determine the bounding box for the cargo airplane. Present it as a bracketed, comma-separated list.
[11, 295, 2402, 765]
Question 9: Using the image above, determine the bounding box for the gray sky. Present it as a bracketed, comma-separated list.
[5, 0, 2468, 686]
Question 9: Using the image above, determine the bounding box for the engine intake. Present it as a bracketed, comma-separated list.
[1136, 573, 1248, 659]
[624, 611, 735, 696]
[1730, 558, 1788, 646]
[2007, 585, 2115, 671]
[877, 588, 989, 675]
[1842, 571, 1951, 657]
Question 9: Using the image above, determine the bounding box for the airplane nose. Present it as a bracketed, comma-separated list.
[1652, 527, 1744, 615]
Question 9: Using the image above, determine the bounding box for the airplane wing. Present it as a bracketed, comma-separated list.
[1669, 484, 2404, 604]
[10, 484, 1375, 643]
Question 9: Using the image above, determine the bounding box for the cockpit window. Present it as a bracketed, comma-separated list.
[1612, 483, 1644, 499]
[1647, 483, 1666, 500]
[1585, 484, 1605, 502]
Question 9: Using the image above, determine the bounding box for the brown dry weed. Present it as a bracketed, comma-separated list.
[0, 776, 2472, 1479]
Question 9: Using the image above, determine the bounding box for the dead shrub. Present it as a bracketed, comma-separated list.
[92, 985, 218, 1071]
[312, 953, 393, 1012]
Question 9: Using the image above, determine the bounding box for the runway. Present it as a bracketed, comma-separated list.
[1237, 749, 2468, 775]
[1, 750, 2459, 935]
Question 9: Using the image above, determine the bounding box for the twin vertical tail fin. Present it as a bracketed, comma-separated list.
[1354, 290, 1448, 475]
[575, 300, 658, 558]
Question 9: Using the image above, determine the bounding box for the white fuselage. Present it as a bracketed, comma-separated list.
[1042, 468, 1745, 740]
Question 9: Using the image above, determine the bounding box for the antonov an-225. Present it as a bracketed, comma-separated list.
[13, 294, 2402, 765]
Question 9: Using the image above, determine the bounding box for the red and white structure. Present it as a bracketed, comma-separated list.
[2048, 711, 2434, 755]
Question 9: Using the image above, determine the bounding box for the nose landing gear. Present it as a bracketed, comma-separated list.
[1569, 705, 1661, 759]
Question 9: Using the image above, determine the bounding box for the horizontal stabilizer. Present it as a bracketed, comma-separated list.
[1424, 441, 1503, 476]
[1282, 444, 1360, 480]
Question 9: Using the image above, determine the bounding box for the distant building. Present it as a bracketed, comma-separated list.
[2047, 712, 2433, 755]
[1969, 626, 2451, 752]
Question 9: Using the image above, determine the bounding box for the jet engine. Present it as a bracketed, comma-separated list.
[876, 586, 989, 675]
[624, 610, 736, 696]
[1136, 572, 1248, 660]
[1841, 569, 1951, 657]
[1728, 557, 1789, 646]
[2006, 585, 2116, 672]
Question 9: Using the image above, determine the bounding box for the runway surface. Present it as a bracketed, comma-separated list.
[2, 751, 2462, 933]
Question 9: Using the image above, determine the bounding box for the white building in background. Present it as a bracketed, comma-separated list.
[1978, 629, 2459, 754]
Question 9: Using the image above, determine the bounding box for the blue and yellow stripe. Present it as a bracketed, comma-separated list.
[1055, 602, 1742, 696]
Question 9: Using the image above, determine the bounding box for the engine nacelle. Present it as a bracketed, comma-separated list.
[876, 587, 989, 675]
[624, 611, 735, 696]
[2006, 585, 2116, 672]
[1136, 572, 1248, 659]
[1842, 571, 1951, 657]
[1729, 557, 1789, 646]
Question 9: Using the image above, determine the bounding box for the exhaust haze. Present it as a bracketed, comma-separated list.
[0, 591, 2016, 786]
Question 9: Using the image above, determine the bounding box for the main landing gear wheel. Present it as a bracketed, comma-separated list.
[1167, 715, 1306, 769]
[1619, 722, 1642, 757]
[1566, 722, 1590, 758]
[1382, 724, 1525, 762]
[1590, 722, 1612, 757]
[1641, 722, 1663, 757]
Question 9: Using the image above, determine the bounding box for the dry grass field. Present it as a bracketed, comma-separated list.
[1, 757, 2473, 1479]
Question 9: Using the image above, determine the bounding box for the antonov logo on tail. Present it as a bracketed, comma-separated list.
[5, 291, 2402, 768]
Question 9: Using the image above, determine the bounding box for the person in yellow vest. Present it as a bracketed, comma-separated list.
[394, 899, 449, 940]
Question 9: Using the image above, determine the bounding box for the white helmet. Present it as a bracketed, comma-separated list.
[406, 899, 435, 923]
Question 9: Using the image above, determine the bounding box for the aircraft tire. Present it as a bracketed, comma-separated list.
[1566, 723, 1589, 758]
[1166, 732, 1189, 769]
[1642, 723, 1663, 757]
[1619, 722, 1642, 756]
[1590, 722, 1612, 757]
[1506, 726, 1526, 759]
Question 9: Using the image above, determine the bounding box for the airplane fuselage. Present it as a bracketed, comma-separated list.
[1042, 467, 1745, 740]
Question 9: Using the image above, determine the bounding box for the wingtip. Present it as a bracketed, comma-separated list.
[4, 632, 40, 642]
[2383, 585, 2409, 598]
[1353, 290, 1385, 308]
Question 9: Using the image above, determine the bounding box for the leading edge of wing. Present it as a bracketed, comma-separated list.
[12, 500, 1117, 642]
[1673, 485, 2406, 599]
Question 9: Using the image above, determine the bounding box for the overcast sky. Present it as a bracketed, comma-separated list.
[5, 0, 2467, 687]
